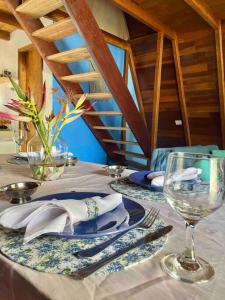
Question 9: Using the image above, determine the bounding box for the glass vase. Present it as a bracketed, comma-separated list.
[27, 133, 68, 181]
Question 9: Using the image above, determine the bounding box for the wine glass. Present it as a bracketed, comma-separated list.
[11, 122, 27, 153]
[161, 152, 225, 284]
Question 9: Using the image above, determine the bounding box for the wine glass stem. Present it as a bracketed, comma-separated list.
[178, 222, 200, 271]
[185, 222, 196, 261]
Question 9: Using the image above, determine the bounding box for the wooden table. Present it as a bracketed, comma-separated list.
[0, 155, 224, 300]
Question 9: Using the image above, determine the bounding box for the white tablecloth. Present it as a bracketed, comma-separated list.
[0, 155, 224, 300]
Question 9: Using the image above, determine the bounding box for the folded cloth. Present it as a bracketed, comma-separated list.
[146, 171, 165, 187]
[151, 175, 165, 187]
[147, 168, 201, 188]
[0, 193, 123, 243]
[171, 167, 202, 182]
[147, 171, 165, 181]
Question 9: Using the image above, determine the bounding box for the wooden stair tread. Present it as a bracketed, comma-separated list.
[85, 111, 122, 116]
[113, 150, 147, 159]
[47, 47, 90, 63]
[93, 126, 130, 131]
[103, 139, 138, 145]
[16, 0, 63, 18]
[75, 93, 112, 100]
[32, 18, 76, 42]
[61, 72, 102, 83]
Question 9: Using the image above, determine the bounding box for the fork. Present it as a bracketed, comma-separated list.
[73, 207, 160, 258]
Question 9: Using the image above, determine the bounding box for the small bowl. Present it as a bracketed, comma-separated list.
[0, 181, 42, 204]
[104, 165, 127, 179]
[66, 157, 79, 167]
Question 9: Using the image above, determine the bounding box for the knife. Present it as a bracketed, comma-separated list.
[71, 225, 173, 279]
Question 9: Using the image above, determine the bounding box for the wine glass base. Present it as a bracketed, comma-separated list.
[161, 253, 214, 284]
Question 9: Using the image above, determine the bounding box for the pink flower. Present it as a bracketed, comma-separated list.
[0, 112, 31, 122]
[39, 81, 46, 115]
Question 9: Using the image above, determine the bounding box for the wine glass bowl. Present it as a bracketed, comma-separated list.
[161, 152, 225, 284]
[11, 122, 27, 153]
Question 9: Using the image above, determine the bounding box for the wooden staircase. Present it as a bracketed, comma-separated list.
[6, 0, 150, 167]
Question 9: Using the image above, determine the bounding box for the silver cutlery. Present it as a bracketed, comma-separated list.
[71, 225, 173, 280]
[73, 207, 160, 258]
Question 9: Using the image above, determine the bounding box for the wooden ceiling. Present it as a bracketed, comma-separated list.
[2, 0, 225, 41]
[132, 0, 208, 34]
[204, 0, 225, 19]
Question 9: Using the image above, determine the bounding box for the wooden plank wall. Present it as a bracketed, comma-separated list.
[130, 28, 223, 149]
[179, 30, 222, 147]
[130, 35, 186, 148]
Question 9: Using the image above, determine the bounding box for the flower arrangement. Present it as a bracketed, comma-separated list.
[0, 78, 91, 180]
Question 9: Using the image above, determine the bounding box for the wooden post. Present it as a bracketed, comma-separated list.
[172, 38, 191, 146]
[215, 23, 225, 148]
[151, 32, 164, 152]
[121, 50, 129, 150]
[127, 45, 146, 125]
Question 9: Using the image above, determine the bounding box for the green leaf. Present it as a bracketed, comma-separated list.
[9, 77, 28, 101]
[75, 94, 87, 110]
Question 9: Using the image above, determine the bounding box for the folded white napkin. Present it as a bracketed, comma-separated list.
[147, 171, 165, 187]
[147, 168, 201, 187]
[170, 167, 201, 182]
[0, 193, 123, 243]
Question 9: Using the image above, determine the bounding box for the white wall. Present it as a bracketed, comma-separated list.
[0, 30, 30, 78]
[0, 29, 52, 113]
[0, 29, 53, 153]
[0, 30, 30, 112]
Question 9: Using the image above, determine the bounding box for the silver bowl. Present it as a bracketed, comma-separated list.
[0, 182, 42, 204]
[104, 165, 127, 179]
[66, 157, 79, 167]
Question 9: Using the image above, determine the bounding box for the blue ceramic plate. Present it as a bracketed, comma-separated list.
[129, 171, 163, 192]
[33, 192, 145, 239]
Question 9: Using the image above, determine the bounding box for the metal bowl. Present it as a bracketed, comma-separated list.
[104, 165, 127, 179]
[0, 181, 42, 204]
[66, 157, 79, 167]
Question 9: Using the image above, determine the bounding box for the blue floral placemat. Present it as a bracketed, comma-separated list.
[110, 178, 165, 203]
[0, 217, 167, 276]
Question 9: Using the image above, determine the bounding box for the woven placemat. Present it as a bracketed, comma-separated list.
[110, 178, 165, 203]
[0, 217, 166, 276]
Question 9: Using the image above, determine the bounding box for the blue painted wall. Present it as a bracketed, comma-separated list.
[53, 33, 125, 164]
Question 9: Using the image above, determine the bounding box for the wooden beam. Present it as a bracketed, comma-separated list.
[121, 50, 129, 149]
[0, 11, 21, 27]
[5, 0, 122, 161]
[0, 30, 10, 40]
[127, 45, 146, 125]
[172, 38, 191, 146]
[110, 0, 176, 40]
[151, 32, 164, 152]
[184, 0, 219, 30]
[62, 0, 151, 157]
[215, 24, 225, 148]
[103, 30, 129, 50]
